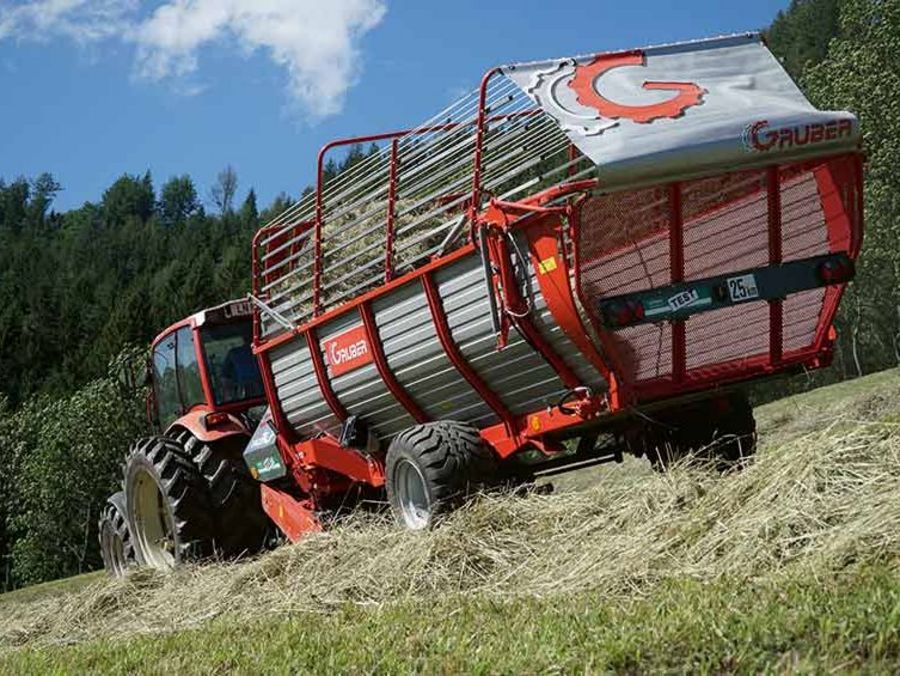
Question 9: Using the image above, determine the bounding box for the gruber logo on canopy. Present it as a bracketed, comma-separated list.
[324, 325, 372, 377]
[744, 118, 854, 152]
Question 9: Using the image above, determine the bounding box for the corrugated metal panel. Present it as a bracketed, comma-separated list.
[375, 277, 499, 426]
[268, 247, 607, 441]
[434, 254, 570, 416]
[269, 338, 340, 439]
[319, 312, 417, 439]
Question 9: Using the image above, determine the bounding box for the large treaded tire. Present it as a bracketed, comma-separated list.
[124, 436, 215, 569]
[174, 430, 269, 558]
[385, 421, 496, 530]
[98, 492, 134, 577]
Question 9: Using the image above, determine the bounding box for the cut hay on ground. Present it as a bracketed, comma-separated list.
[4, 376, 900, 649]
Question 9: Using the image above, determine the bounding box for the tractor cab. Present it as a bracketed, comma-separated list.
[148, 299, 266, 433]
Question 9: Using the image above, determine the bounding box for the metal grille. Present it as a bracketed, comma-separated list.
[575, 155, 861, 393]
[681, 169, 770, 370]
[577, 187, 672, 380]
[253, 73, 587, 337]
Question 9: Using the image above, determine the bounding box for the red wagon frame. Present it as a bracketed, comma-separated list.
[249, 65, 865, 498]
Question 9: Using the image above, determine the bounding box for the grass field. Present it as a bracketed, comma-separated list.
[3, 369, 900, 673]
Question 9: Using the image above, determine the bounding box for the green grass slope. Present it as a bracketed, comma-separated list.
[4, 369, 900, 673]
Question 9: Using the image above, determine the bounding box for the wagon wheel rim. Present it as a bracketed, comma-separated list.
[395, 458, 430, 530]
[132, 467, 176, 569]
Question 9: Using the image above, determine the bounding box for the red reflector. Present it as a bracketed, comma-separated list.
[818, 258, 854, 285]
[632, 301, 645, 321]
[606, 300, 645, 327]
[204, 412, 231, 428]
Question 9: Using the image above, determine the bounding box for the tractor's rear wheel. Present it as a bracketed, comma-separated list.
[124, 436, 215, 570]
[385, 421, 496, 530]
[98, 492, 134, 577]
[174, 430, 269, 557]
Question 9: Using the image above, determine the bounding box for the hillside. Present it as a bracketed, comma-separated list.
[2, 369, 900, 672]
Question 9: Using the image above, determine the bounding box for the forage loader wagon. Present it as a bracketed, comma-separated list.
[101, 33, 864, 572]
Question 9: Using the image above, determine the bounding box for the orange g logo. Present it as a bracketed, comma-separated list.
[568, 51, 705, 124]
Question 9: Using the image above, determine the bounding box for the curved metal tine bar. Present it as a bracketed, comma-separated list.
[263, 276, 314, 315]
[258, 77, 517, 253]
[394, 139, 479, 202]
[314, 84, 503, 203]
[318, 106, 543, 272]
[322, 207, 454, 291]
[259, 226, 314, 264]
[259, 245, 315, 291]
[260, 87, 513, 258]
[263, 116, 560, 301]
[393, 116, 544, 209]
[497, 155, 594, 201]
[258, 74, 564, 323]
[260, 78, 519, 246]
[257, 90, 483, 247]
[390, 217, 461, 264]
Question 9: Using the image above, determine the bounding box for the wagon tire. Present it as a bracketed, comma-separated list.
[386, 421, 496, 530]
[642, 392, 757, 470]
[98, 492, 134, 577]
[124, 436, 215, 570]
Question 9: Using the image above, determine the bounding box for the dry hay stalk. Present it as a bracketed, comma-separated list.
[269, 198, 463, 322]
[4, 403, 900, 648]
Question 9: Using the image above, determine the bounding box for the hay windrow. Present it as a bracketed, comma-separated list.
[3, 377, 900, 648]
[268, 197, 465, 324]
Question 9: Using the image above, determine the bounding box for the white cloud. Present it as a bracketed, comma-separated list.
[0, 0, 137, 43]
[0, 0, 387, 117]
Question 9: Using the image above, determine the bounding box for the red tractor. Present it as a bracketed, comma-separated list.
[99, 300, 270, 574]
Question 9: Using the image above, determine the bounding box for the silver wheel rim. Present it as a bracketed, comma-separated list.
[395, 458, 430, 530]
[110, 533, 126, 576]
[132, 467, 176, 570]
[100, 520, 126, 577]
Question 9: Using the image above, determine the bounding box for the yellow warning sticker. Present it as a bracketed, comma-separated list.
[538, 256, 558, 274]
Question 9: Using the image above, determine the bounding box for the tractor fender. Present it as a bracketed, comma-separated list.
[166, 409, 250, 445]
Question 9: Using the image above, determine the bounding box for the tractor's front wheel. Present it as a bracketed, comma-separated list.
[98, 492, 134, 577]
[385, 421, 495, 530]
[124, 436, 215, 570]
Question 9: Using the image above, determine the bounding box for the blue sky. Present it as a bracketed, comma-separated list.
[0, 0, 790, 213]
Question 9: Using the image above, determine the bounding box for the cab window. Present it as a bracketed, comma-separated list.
[175, 326, 206, 411]
[152, 334, 179, 430]
[202, 322, 264, 405]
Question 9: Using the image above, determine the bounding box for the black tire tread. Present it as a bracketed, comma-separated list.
[386, 421, 496, 525]
[174, 430, 269, 558]
[98, 493, 134, 576]
[124, 435, 215, 563]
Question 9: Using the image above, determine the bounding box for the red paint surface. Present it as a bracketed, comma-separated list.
[323, 324, 373, 377]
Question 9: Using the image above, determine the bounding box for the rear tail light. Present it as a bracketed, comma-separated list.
[818, 257, 855, 285]
[603, 299, 645, 327]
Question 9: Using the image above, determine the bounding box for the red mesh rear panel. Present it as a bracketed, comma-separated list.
[574, 154, 861, 397]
